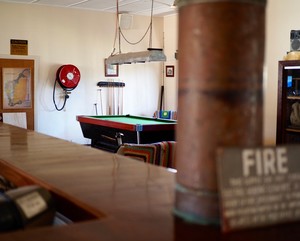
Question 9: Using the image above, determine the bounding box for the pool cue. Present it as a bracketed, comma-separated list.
[160, 85, 164, 111]
[117, 81, 120, 115]
[112, 79, 115, 115]
[107, 81, 109, 115]
[108, 81, 111, 115]
[94, 103, 98, 115]
[121, 83, 124, 115]
[111, 79, 113, 115]
[98, 89, 103, 115]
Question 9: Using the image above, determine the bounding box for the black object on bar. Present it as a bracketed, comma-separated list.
[0, 185, 56, 232]
[97, 81, 125, 88]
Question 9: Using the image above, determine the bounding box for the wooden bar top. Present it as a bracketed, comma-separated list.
[0, 123, 300, 240]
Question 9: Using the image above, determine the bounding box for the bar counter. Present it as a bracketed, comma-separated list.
[0, 123, 300, 241]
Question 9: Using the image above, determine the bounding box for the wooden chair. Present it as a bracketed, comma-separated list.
[116, 141, 177, 169]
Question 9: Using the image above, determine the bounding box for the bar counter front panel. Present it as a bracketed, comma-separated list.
[1, 123, 300, 241]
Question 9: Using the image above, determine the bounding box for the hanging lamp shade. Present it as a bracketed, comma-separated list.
[106, 48, 166, 65]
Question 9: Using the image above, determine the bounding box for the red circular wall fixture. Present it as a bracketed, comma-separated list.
[56, 64, 81, 90]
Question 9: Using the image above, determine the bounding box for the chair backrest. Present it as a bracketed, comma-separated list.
[116, 141, 176, 169]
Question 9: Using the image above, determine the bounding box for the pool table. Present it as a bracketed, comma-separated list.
[77, 115, 177, 152]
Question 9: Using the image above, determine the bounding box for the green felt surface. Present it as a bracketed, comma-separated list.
[89, 115, 175, 125]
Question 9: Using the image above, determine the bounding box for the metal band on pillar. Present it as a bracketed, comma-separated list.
[174, 0, 267, 225]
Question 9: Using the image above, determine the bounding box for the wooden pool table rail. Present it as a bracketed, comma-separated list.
[76, 115, 176, 132]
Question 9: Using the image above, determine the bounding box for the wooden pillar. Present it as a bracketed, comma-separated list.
[174, 0, 267, 224]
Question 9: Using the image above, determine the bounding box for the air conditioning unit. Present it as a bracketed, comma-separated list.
[290, 30, 300, 51]
[119, 14, 133, 30]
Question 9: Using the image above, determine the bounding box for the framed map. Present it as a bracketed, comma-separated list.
[2, 68, 32, 109]
[0, 58, 35, 130]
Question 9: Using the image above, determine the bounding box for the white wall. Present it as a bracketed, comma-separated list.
[264, 0, 300, 145]
[0, 2, 164, 144]
[1, 0, 296, 146]
[163, 0, 299, 146]
[163, 14, 178, 111]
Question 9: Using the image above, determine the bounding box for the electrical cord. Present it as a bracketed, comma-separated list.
[109, 0, 154, 56]
[52, 80, 69, 111]
[119, 23, 151, 46]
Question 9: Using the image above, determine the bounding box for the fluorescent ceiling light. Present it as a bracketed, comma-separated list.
[106, 48, 166, 65]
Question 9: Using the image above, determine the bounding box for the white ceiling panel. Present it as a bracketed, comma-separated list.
[69, 0, 119, 10]
[0, 0, 177, 16]
[35, 0, 84, 6]
[1, 0, 32, 2]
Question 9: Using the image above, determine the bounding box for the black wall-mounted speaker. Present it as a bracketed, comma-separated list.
[290, 30, 300, 51]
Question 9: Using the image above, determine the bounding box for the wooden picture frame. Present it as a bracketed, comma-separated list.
[166, 65, 174, 77]
[0, 58, 35, 130]
[2, 67, 32, 109]
[105, 59, 119, 77]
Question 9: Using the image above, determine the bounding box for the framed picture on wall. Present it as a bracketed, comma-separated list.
[166, 65, 174, 77]
[0, 58, 35, 130]
[2, 67, 32, 109]
[105, 59, 119, 77]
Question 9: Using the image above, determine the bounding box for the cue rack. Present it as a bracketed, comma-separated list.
[96, 80, 125, 115]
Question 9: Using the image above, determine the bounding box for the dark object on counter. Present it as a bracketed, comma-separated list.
[0, 185, 56, 232]
[0, 176, 16, 193]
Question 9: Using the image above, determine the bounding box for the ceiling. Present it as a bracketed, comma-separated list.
[0, 0, 178, 17]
